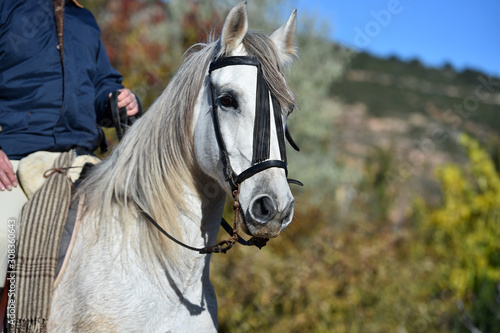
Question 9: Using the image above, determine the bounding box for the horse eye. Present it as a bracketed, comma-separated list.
[220, 95, 237, 108]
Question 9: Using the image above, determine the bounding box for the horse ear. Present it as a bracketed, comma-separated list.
[220, 2, 248, 55]
[271, 10, 298, 64]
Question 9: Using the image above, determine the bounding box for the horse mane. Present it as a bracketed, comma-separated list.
[78, 30, 296, 266]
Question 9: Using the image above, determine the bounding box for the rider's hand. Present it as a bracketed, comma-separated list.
[109, 88, 139, 117]
[0, 150, 17, 191]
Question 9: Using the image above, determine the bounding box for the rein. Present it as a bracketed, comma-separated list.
[110, 90, 141, 141]
[140, 184, 269, 254]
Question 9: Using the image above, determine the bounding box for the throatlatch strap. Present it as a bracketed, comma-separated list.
[285, 125, 300, 152]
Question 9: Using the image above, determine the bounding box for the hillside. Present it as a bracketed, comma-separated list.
[332, 52, 500, 145]
[326, 51, 500, 218]
[334, 52, 500, 123]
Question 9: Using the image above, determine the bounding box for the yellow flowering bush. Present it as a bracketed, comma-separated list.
[419, 134, 500, 331]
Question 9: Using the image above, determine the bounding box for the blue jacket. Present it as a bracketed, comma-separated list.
[0, 1, 124, 159]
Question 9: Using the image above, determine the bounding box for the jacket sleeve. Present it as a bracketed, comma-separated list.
[93, 39, 124, 126]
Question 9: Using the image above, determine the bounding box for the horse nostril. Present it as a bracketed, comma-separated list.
[249, 195, 277, 223]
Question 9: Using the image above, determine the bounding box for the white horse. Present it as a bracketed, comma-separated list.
[48, 2, 298, 332]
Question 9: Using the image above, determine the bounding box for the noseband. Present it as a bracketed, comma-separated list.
[208, 55, 302, 191]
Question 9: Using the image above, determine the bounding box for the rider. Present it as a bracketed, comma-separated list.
[0, 0, 141, 286]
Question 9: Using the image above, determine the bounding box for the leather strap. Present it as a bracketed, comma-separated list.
[235, 160, 287, 184]
[110, 91, 141, 142]
[253, 68, 271, 163]
[208, 56, 292, 190]
[285, 125, 300, 151]
[209, 82, 238, 189]
[273, 97, 287, 162]
[140, 210, 267, 254]
[209, 56, 260, 72]
[110, 91, 127, 141]
[142, 210, 206, 252]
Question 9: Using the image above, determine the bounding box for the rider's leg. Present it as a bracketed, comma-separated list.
[0, 161, 28, 288]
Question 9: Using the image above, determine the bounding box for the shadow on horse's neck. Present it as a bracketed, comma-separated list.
[159, 167, 226, 264]
[153, 171, 223, 324]
[160, 253, 213, 316]
[193, 170, 227, 252]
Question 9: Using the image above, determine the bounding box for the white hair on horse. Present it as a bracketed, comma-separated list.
[78, 30, 296, 269]
[49, 3, 299, 331]
[78, 41, 215, 270]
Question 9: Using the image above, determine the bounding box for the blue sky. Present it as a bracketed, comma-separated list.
[293, 0, 500, 77]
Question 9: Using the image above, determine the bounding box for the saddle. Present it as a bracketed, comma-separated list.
[1, 151, 98, 332]
[17, 151, 99, 200]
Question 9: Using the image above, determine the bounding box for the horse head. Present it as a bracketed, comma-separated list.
[194, 2, 299, 239]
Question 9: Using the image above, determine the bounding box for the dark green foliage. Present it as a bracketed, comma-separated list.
[331, 52, 500, 132]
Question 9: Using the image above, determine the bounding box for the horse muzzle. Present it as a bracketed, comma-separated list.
[242, 194, 294, 238]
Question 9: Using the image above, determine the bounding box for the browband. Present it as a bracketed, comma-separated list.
[209, 56, 260, 73]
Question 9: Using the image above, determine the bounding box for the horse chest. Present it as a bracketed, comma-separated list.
[50, 229, 217, 332]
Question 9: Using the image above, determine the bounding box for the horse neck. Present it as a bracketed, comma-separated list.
[161, 172, 226, 277]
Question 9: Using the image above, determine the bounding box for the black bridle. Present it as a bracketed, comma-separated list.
[140, 55, 302, 254]
[208, 55, 302, 190]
